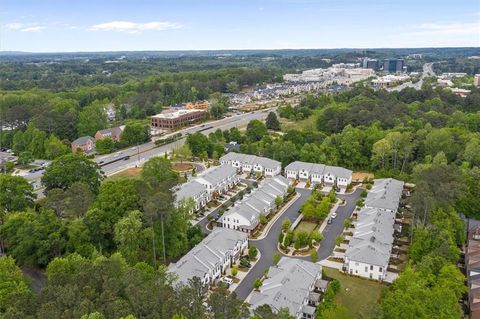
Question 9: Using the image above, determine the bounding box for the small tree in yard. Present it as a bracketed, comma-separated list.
[281, 218, 291, 231]
[275, 196, 283, 209]
[253, 278, 263, 290]
[335, 235, 343, 246]
[272, 252, 281, 266]
[310, 250, 319, 262]
[253, 181, 258, 188]
[287, 185, 294, 194]
[263, 268, 269, 278]
[311, 231, 323, 243]
[356, 199, 364, 207]
[231, 266, 238, 278]
[255, 171, 262, 180]
[266, 111, 281, 131]
[360, 190, 368, 198]
[259, 213, 267, 225]
[248, 246, 258, 259]
[343, 218, 352, 229]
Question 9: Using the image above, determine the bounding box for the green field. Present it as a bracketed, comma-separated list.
[295, 220, 318, 233]
[105, 167, 142, 182]
[323, 267, 386, 319]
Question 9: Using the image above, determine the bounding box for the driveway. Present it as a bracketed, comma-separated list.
[233, 187, 362, 300]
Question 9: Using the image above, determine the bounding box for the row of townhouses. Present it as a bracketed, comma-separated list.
[284, 161, 353, 190]
[220, 152, 282, 177]
[344, 178, 404, 281]
[219, 176, 289, 233]
[175, 165, 239, 211]
[168, 228, 248, 286]
[249, 257, 327, 319]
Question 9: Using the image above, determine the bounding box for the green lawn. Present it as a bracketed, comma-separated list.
[105, 167, 142, 182]
[295, 220, 318, 233]
[323, 267, 386, 319]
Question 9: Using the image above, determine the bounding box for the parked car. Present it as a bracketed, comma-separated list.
[219, 277, 233, 287]
[327, 218, 332, 224]
[331, 212, 337, 219]
[123, 155, 130, 161]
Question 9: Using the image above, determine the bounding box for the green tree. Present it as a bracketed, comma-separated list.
[120, 123, 150, 146]
[281, 218, 291, 231]
[208, 286, 249, 319]
[95, 138, 115, 154]
[0, 256, 34, 316]
[114, 210, 143, 265]
[253, 278, 263, 290]
[246, 120, 267, 142]
[272, 252, 281, 266]
[141, 157, 180, 190]
[265, 112, 280, 131]
[42, 154, 102, 193]
[0, 175, 35, 214]
[94, 179, 141, 217]
[1, 210, 66, 266]
[44, 134, 69, 159]
[77, 100, 108, 136]
[248, 245, 258, 259]
[186, 132, 213, 157]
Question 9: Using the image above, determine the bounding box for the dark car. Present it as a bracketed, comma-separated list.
[327, 218, 332, 224]
[123, 155, 130, 161]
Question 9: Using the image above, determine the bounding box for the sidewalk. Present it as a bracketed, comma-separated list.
[228, 251, 261, 292]
[318, 258, 344, 270]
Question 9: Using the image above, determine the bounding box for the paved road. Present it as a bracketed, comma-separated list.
[386, 62, 434, 92]
[234, 187, 361, 300]
[234, 188, 311, 299]
[31, 110, 274, 197]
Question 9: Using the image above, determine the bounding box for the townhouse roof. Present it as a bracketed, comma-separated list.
[345, 204, 399, 267]
[175, 180, 206, 203]
[364, 178, 404, 211]
[323, 165, 353, 180]
[168, 228, 247, 285]
[196, 164, 237, 186]
[96, 126, 123, 137]
[219, 177, 288, 227]
[248, 257, 321, 316]
[71, 136, 95, 145]
[284, 161, 351, 179]
[219, 152, 281, 169]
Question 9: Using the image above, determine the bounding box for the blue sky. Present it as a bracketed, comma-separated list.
[1, 0, 479, 52]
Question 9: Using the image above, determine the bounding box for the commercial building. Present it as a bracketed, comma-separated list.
[218, 176, 288, 233]
[151, 109, 206, 130]
[363, 58, 379, 71]
[344, 178, 404, 281]
[248, 257, 326, 318]
[474, 74, 480, 87]
[168, 228, 248, 286]
[371, 74, 410, 88]
[383, 59, 405, 73]
[185, 101, 210, 110]
[219, 152, 282, 177]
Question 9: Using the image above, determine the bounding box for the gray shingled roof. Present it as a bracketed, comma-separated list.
[197, 165, 237, 185]
[249, 257, 321, 316]
[323, 165, 352, 180]
[175, 180, 206, 202]
[285, 161, 350, 178]
[364, 178, 404, 211]
[168, 228, 247, 285]
[219, 152, 280, 169]
[72, 136, 95, 145]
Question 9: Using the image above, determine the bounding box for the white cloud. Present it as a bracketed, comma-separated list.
[403, 21, 480, 37]
[5, 22, 25, 30]
[4, 22, 46, 32]
[89, 20, 182, 34]
[20, 26, 46, 32]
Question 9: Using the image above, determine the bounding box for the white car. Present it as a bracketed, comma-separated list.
[331, 212, 337, 219]
[220, 277, 233, 287]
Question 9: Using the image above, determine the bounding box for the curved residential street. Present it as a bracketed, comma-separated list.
[233, 187, 362, 300]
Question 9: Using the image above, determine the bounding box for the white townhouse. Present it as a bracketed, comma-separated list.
[323, 165, 352, 188]
[175, 180, 209, 211]
[219, 176, 289, 233]
[195, 164, 240, 196]
[248, 257, 326, 319]
[284, 161, 352, 189]
[168, 228, 248, 286]
[344, 178, 404, 281]
[220, 152, 281, 177]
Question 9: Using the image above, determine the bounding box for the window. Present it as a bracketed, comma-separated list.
[379, 267, 383, 272]
[365, 266, 368, 272]
[370, 265, 373, 271]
